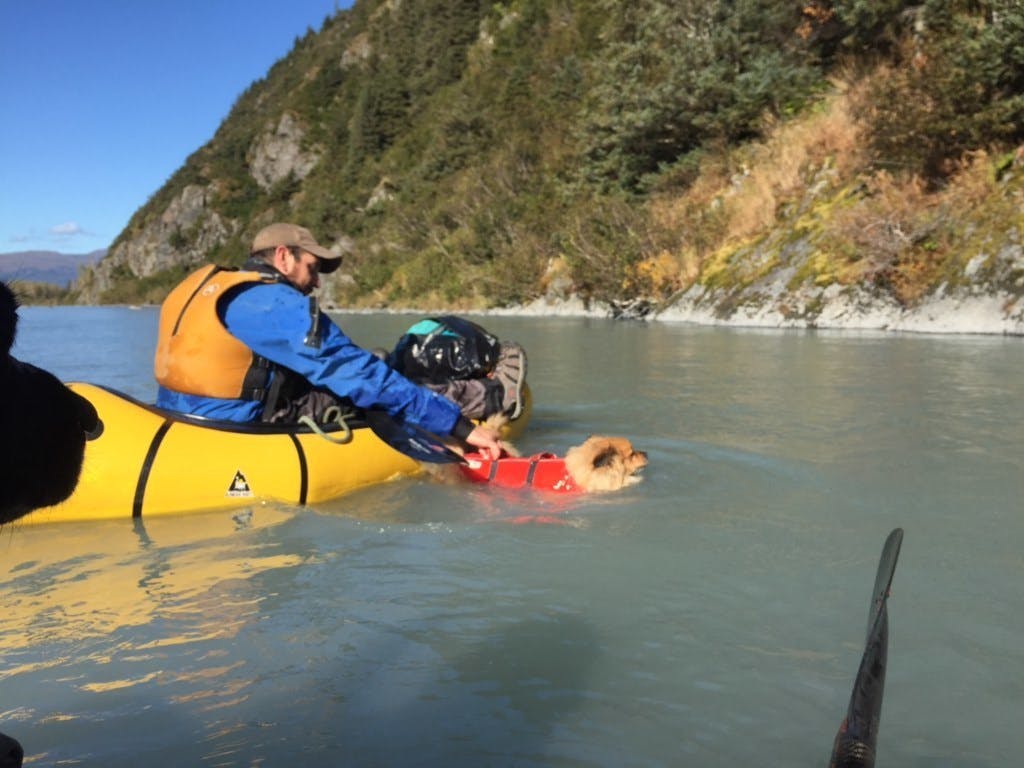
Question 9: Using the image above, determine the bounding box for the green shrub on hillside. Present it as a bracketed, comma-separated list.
[832, 0, 918, 55]
[859, 1, 1024, 180]
[579, 0, 823, 191]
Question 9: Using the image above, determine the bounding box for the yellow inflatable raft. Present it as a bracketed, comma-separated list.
[28, 383, 530, 525]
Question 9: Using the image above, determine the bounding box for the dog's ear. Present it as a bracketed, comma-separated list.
[592, 446, 620, 469]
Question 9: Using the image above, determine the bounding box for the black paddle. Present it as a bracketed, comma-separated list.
[865, 527, 903, 639]
[829, 527, 904, 768]
[363, 410, 467, 464]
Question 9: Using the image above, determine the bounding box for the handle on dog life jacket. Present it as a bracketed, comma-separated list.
[458, 452, 580, 493]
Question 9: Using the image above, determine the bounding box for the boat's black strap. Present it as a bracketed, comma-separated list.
[133, 420, 172, 518]
[287, 433, 309, 505]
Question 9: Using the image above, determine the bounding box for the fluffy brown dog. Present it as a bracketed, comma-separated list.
[564, 436, 648, 492]
[431, 422, 648, 495]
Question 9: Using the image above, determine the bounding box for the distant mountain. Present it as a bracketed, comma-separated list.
[0, 249, 106, 287]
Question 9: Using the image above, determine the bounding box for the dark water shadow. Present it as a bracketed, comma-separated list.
[450, 612, 599, 727]
[319, 612, 600, 767]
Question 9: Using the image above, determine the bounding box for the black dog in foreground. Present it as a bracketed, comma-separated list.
[0, 735, 21, 768]
[1, 281, 103, 768]
[0, 281, 100, 526]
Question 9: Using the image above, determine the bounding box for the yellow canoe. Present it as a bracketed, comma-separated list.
[27, 382, 530, 525]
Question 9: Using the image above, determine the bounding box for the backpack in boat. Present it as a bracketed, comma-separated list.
[388, 315, 500, 384]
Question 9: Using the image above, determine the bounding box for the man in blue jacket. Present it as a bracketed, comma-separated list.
[154, 222, 503, 459]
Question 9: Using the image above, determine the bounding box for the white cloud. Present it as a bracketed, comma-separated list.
[51, 221, 85, 237]
[1, 223, 100, 251]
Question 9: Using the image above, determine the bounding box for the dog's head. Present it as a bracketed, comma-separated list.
[592, 437, 648, 474]
[1, 281, 101, 525]
[564, 435, 648, 493]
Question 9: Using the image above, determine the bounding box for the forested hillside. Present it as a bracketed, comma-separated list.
[77, 0, 1024, 328]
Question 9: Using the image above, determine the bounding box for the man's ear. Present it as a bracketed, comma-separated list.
[273, 244, 292, 272]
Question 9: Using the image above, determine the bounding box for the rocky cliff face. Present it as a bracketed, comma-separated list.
[79, 185, 234, 302]
[659, 253, 1024, 335]
[248, 112, 321, 191]
[653, 161, 1024, 335]
[78, 112, 320, 303]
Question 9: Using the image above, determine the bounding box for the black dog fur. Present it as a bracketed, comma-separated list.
[1, 281, 99, 525]
[0, 733, 22, 768]
[1, 280, 103, 766]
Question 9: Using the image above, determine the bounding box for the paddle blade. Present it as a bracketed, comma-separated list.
[829, 527, 904, 768]
[866, 527, 903, 640]
[364, 410, 465, 464]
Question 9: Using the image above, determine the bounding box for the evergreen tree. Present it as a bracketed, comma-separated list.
[860, 0, 1024, 178]
[348, 55, 410, 164]
[580, 0, 821, 191]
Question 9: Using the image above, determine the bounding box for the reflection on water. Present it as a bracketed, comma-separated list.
[1, 508, 297, 652]
[3, 309, 1022, 766]
[0, 506, 302, 764]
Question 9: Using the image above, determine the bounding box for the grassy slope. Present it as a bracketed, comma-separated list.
[652, 81, 1024, 318]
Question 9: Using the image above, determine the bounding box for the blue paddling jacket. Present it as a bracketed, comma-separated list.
[155, 266, 467, 438]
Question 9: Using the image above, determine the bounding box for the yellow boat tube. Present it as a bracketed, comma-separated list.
[28, 382, 531, 525]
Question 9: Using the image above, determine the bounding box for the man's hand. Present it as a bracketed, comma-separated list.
[465, 424, 504, 461]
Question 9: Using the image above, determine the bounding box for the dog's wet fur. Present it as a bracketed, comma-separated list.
[564, 435, 648, 492]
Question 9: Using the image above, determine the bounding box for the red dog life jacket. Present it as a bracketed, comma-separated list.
[458, 452, 580, 493]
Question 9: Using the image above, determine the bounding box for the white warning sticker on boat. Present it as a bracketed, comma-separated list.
[226, 470, 254, 497]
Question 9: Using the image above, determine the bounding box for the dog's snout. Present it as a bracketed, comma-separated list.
[71, 390, 103, 440]
[84, 416, 104, 441]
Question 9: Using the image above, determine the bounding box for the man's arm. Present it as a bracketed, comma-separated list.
[221, 283, 472, 438]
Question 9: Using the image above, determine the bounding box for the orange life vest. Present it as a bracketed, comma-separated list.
[154, 265, 277, 400]
[457, 452, 581, 493]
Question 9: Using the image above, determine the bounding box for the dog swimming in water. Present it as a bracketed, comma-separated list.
[440, 430, 649, 495]
[563, 435, 648, 492]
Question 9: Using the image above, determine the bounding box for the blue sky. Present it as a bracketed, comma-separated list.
[0, 1, 351, 254]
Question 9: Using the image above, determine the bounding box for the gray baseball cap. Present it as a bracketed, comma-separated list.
[251, 223, 342, 274]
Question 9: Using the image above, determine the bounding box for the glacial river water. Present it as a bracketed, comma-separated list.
[3, 306, 1022, 766]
